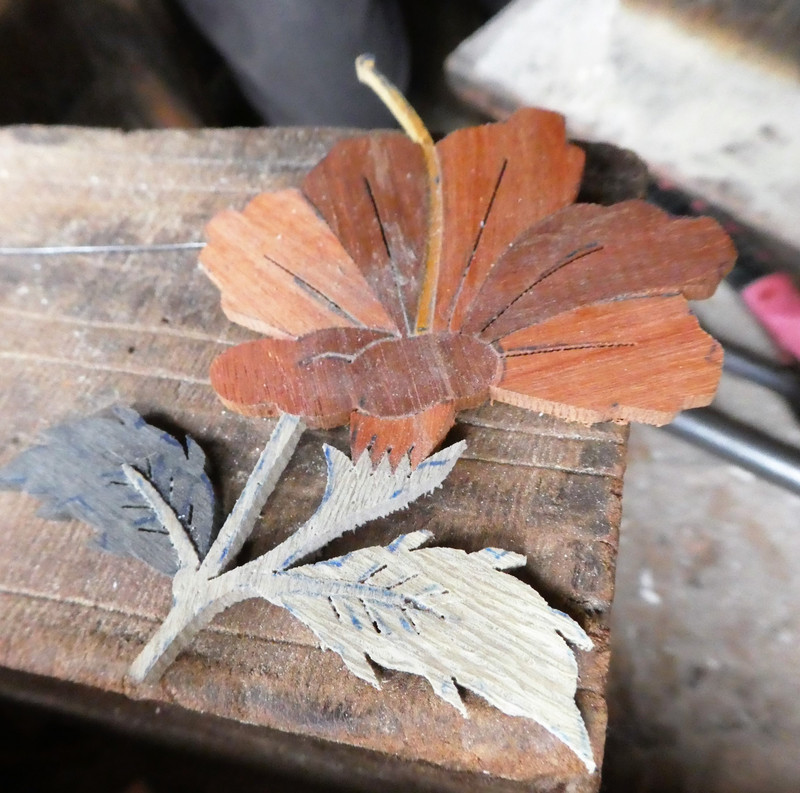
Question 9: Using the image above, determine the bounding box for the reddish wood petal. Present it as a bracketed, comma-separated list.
[303, 132, 428, 335]
[209, 328, 389, 427]
[467, 200, 735, 341]
[434, 108, 585, 331]
[350, 402, 457, 468]
[350, 333, 500, 418]
[201, 189, 398, 338]
[492, 295, 723, 425]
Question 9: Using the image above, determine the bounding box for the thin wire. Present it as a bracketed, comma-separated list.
[0, 242, 204, 256]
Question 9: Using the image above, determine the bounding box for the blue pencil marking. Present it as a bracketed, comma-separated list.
[63, 494, 91, 511]
[327, 557, 345, 567]
[156, 430, 182, 450]
[387, 534, 408, 551]
[312, 554, 348, 569]
[320, 446, 336, 506]
[419, 458, 447, 468]
[390, 488, 404, 499]
[350, 615, 363, 630]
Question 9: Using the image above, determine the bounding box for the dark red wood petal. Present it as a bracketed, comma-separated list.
[201, 189, 398, 338]
[434, 108, 585, 331]
[349, 333, 500, 418]
[209, 328, 390, 427]
[465, 200, 735, 341]
[350, 403, 457, 468]
[303, 132, 428, 336]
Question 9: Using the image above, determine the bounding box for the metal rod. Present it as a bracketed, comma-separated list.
[722, 341, 800, 420]
[664, 407, 800, 496]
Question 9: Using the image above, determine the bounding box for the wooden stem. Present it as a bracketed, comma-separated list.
[127, 562, 415, 684]
[128, 414, 305, 683]
[123, 465, 200, 571]
[198, 413, 305, 578]
[127, 430, 464, 684]
[355, 54, 443, 334]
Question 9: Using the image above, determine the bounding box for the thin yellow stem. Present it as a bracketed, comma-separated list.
[355, 54, 442, 334]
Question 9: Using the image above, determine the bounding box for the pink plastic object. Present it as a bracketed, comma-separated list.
[742, 272, 800, 361]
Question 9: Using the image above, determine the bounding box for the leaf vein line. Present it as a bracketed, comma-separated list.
[363, 175, 411, 334]
[480, 242, 604, 334]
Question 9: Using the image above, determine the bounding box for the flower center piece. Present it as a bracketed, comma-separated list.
[352, 333, 500, 418]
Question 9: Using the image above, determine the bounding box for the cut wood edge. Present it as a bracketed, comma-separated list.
[350, 402, 457, 468]
[489, 384, 719, 427]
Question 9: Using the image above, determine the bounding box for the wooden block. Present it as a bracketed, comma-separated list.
[0, 125, 629, 791]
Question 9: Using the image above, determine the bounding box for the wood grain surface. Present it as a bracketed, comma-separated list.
[0, 125, 627, 792]
[202, 112, 731, 464]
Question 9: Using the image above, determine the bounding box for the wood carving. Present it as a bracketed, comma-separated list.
[0, 409, 598, 771]
[200, 56, 736, 465]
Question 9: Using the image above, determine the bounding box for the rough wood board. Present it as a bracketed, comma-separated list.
[0, 125, 626, 791]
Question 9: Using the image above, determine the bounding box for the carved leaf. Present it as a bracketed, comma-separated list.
[260, 439, 465, 571]
[0, 407, 216, 574]
[277, 530, 595, 771]
[4, 409, 596, 769]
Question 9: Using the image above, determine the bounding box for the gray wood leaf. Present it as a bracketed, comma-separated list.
[0, 406, 216, 574]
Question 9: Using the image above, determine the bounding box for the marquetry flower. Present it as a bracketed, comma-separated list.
[200, 57, 735, 466]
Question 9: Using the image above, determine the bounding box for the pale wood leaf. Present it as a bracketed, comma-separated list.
[276, 531, 595, 771]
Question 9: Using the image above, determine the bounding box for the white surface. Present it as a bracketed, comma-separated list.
[448, 0, 800, 251]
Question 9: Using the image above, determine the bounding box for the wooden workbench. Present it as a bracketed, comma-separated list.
[0, 126, 627, 792]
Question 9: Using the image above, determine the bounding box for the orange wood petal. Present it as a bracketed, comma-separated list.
[201, 188, 398, 338]
[209, 328, 390, 427]
[303, 132, 428, 335]
[492, 295, 723, 425]
[350, 402, 457, 468]
[468, 201, 735, 341]
[434, 108, 585, 332]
